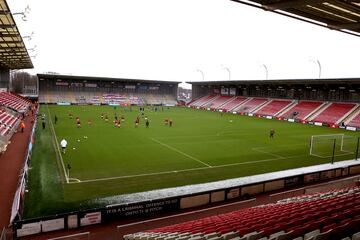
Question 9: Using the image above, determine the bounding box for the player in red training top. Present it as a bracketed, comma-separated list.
[165, 117, 169, 125]
[169, 118, 173, 127]
[115, 119, 120, 128]
[76, 117, 81, 128]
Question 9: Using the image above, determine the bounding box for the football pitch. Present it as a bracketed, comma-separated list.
[24, 105, 360, 218]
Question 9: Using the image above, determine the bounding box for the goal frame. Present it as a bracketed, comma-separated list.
[309, 134, 353, 158]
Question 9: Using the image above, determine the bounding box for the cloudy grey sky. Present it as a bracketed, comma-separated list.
[8, 0, 360, 88]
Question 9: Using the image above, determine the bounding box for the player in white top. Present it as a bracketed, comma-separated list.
[60, 139, 68, 153]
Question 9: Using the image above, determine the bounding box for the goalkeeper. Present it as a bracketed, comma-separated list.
[269, 129, 275, 139]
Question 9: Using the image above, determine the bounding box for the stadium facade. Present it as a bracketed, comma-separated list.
[37, 74, 179, 106]
[190, 78, 360, 102]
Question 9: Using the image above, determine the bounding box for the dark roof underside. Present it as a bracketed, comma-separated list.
[0, 0, 33, 69]
[187, 78, 360, 85]
[37, 74, 181, 85]
[231, 0, 360, 37]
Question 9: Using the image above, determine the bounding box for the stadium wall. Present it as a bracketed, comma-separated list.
[0, 69, 9, 90]
[13, 160, 360, 238]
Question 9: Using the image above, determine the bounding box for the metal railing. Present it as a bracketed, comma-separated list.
[0, 227, 7, 240]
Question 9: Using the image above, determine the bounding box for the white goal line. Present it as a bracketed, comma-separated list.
[311, 134, 345, 137]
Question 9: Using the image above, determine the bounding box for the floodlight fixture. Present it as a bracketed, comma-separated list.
[308, 57, 321, 79]
[221, 65, 231, 80]
[196, 69, 205, 81]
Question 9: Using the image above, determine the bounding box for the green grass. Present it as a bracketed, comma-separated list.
[24, 105, 360, 218]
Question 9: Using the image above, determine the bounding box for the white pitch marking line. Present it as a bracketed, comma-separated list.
[252, 147, 285, 159]
[47, 105, 69, 183]
[68, 178, 81, 183]
[69, 154, 309, 184]
[150, 137, 212, 168]
[311, 152, 353, 159]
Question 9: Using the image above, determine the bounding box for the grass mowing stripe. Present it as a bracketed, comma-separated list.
[46, 105, 69, 183]
[150, 137, 212, 167]
[252, 147, 285, 159]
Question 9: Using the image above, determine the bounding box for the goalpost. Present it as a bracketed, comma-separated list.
[310, 134, 359, 158]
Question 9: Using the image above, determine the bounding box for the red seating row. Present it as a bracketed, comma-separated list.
[0, 111, 20, 136]
[220, 96, 248, 112]
[130, 187, 360, 240]
[313, 102, 356, 125]
[280, 101, 322, 120]
[347, 110, 360, 128]
[0, 92, 31, 112]
[189, 96, 216, 107]
[255, 100, 292, 116]
[233, 98, 267, 113]
[188, 96, 360, 127]
[209, 96, 232, 110]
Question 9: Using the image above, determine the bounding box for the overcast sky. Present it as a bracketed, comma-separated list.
[8, 0, 360, 88]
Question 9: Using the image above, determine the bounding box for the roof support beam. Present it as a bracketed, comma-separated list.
[264, 0, 327, 10]
[0, 10, 10, 15]
[0, 24, 16, 29]
[0, 33, 21, 38]
[328, 22, 360, 30]
[0, 40, 23, 44]
[1, 55, 28, 59]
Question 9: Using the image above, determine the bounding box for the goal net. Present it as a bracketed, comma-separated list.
[310, 134, 358, 158]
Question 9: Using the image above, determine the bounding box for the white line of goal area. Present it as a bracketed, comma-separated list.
[46, 105, 70, 183]
[68, 153, 309, 184]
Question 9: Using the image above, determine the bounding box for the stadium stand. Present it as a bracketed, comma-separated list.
[0, 111, 20, 136]
[220, 97, 248, 112]
[124, 186, 360, 240]
[188, 95, 360, 128]
[188, 96, 209, 107]
[208, 96, 234, 110]
[347, 111, 360, 128]
[190, 96, 218, 108]
[254, 99, 293, 117]
[311, 102, 357, 125]
[0, 92, 30, 152]
[233, 98, 268, 113]
[38, 74, 178, 106]
[0, 92, 31, 113]
[279, 101, 323, 121]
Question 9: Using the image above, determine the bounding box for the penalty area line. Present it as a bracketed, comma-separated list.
[150, 137, 212, 167]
